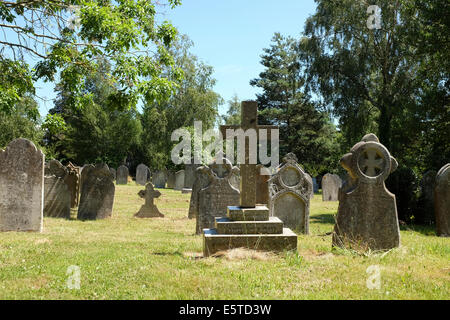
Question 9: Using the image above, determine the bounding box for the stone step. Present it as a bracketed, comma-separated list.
[203, 228, 298, 257]
[227, 205, 269, 221]
[215, 217, 284, 235]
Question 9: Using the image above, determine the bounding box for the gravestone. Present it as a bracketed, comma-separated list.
[167, 171, 176, 189]
[66, 162, 80, 208]
[417, 170, 437, 224]
[305, 173, 314, 199]
[136, 164, 149, 186]
[44, 160, 71, 219]
[109, 167, 116, 180]
[152, 170, 167, 188]
[135, 183, 164, 218]
[175, 170, 185, 190]
[256, 165, 270, 205]
[322, 173, 342, 201]
[77, 164, 115, 220]
[194, 157, 240, 234]
[269, 153, 312, 233]
[116, 165, 128, 185]
[312, 177, 318, 193]
[203, 101, 297, 256]
[434, 164, 450, 237]
[0, 139, 44, 232]
[332, 133, 400, 250]
[182, 163, 199, 193]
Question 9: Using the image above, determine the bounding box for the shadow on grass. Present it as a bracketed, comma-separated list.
[310, 213, 336, 225]
[399, 223, 437, 236]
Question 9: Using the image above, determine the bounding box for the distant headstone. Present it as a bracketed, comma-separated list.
[417, 170, 437, 224]
[183, 163, 199, 193]
[332, 134, 400, 250]
[66, 162, 80, 208]
[312, 177, 319, 193]
[167, 171, 176, 189]
[256, 165, 270, 205]
[136, 164, 149, 186]
[175, 170, 185, 191]
[0, 138, 44, 232]
[135, 183, 164, 218]
[434, 164, 450, 237]
[44, 160, 71, 219]
[191, 158, 240, 234]
[109, 167, 116, 180]
[152, 170, 167, 188]
[116, 165, 128, 185]
[77, 164, 115, 220]
[269, 153, 312, 233]
[322, 173, 342, 201]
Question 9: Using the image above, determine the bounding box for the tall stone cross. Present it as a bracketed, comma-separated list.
[220, 101, 277, 208]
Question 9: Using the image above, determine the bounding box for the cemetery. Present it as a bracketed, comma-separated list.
[0, 0, 448, 302]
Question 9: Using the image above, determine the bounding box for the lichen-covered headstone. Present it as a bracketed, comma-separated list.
[191, 158, 240, 234]
[0, 138, 44, 232]
[44, 160, 71, 219]
[77, 164, 115, 220]
[116, 165, 128, 185]
[136, 164, 149, 186]
[175, 170, 185, 191]
[434, 164, 450, 237]
[269, 153, 312, 233]
[152, 170, 167, 188]
[135, 183, 164, 218]
[322, 173, 342, 201]
[332, 134, 400, 250]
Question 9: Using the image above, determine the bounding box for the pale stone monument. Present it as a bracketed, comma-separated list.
[269, 153, 312, 233]
[135, 183, 164, 218]
[44, 160, 71, 219]
[167, 171, 175, 189]
[116, 165, 128, 185]
[152, 170, 167, 188]
[322, 173, 342, 201]
[332, 133, 400, 250]
[0, 139, 44, 232]
[136, 163, 149, 186]
[175, 170, 185, 191]
[77, 164, 115, 220]
[66, 162, 80, 208]
[434, 164, 450, 237]
[203, 101, 297, 256]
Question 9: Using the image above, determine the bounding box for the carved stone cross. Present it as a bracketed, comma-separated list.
[359, 148, 384, 177]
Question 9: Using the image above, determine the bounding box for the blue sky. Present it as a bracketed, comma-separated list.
[36, 0, 317, 117]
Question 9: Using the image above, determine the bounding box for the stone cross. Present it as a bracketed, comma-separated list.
[220, 101, 277, 208]
[359, 148, 384, 177]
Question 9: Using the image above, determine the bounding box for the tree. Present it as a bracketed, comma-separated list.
[221, 94, 241, 125]
[0, 0, 183, 114]
[250, 33, 338, 175]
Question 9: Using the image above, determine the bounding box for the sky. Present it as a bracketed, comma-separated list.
[36, 0, 318, 117]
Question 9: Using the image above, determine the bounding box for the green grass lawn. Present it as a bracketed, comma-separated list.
[0, 184, 449, 299]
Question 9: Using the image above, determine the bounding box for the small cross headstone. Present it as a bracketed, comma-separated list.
[135, 183, 164, 218]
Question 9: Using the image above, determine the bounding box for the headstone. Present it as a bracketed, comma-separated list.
[66, 162, 80, 208]
[135, 183, 164, 218]
[434, 164, 450, 237]
[256, 165, 270, 205]
[0, 139, 44, 232]
[322, 173, 342, 201]
[109, 167, 116, 180]
[77, 164, 115, 220]
[332, 133, 400, 250]
[182, 163, 199, 193]
[152, 170, 167, 188]
[195, 157, 240, 234]
[116, 165, 129, 185]
[44, 160, 71, 219]
[203, 101, 297, 256]
[136, 164, 149, 186]
[269, 153, 312, 233]
[167, 171, 176, 189]
[175, 170, 185, 191]
[417, 170, 437, 224]
[305, 173, 314, 199]
[312, 177, 319, 193]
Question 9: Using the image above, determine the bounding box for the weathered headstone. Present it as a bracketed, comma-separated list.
[136, 163, 149, 186]
[152, 170, 167, 188]
[332, 133, 400, 250]
[175, 170, 185, 191]
[182, 163, 199, 193]
[77, 164, 115, 220]
[167, 171, 176, 189]
[135, 183, 164, 218]
[116, 165, 129, 185]
[305, 173, 314, 199]
[434, 164, 450, 237]
[269, 153, 312, 233]
[322, 173, 342, 201]
[109, 167, 116, 180]
[0, 139, 44, 232]
[66, 162, 80, 208]
[44, 160, 71, 219]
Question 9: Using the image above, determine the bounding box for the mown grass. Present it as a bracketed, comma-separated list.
[0, 184, 448, 299]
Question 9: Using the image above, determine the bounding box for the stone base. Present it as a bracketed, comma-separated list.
[134, 205, 164, 218]
[182, 188, 192, 194]
[203, 228, 297, 257]
[227, 205, 269, 221]
[215, 217, 283, 235]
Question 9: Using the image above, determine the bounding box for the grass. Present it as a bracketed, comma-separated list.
[0, 185, 449, 299]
